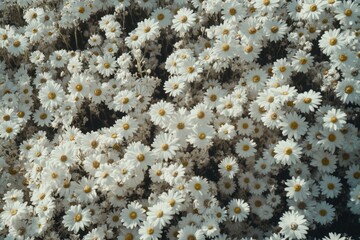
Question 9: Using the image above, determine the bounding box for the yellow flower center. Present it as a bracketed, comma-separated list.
[13, 40, 20, 47]
[252, 75, 260, 83]
[344, 9, 352, 17]
[229, 8, 237, 15]
[40, 113, 47, 120]
[161, 144, 169, 151]
[345, 86, 353, 94]
[94, 89, 102, 96]
[158, 109, 166, 116]
[84, 186, 91, 193]
[299, 58, 307, 65]
[137, 154, 145, 162]
[74, 213, 82, 222]
[48, 92, 56, 100]
[284, 147, 293, 155]
[222, 44, 230, 52]
[129, 211, 137, 219]
[290, 122, 298, 130]
[157, 13, 164, 20]
[328, 133, 336, 142]
[194, 183, 202, 190]
[60, 155, 68, 162]
[198, 133, 206, 140]
[244, 45, 253, 53]
[180, 16, 187, 23]
[309, 4, 317, 12]
[248, 27, 257, 35]
[329, 38, 337, 46]
[234, 207, 241, 214]
[293, 184, 302, 192]
[271, 26, 279, 33]
[303, 97, 312, 104]
[338, 54, 348, 62]
[319, 209, 327, 216]
[177, 122, 185, 129]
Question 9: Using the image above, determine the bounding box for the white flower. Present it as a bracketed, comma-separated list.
[285, 176, 311, 202]
[313, 201, 335, 225]
[279, 211, 309, 240]
[172, 8, 196, 36]
[146, 202, 173, 228]
[151, 132, 179, 161]
[322, 108, 347, 131]
[227, 199, 250, 222]
[62, 205, 91, 233]
[274, 139, 302, 165]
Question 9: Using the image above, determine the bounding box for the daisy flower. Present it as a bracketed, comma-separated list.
[213, 35, 239, 60]
[38, 80, 65, 110]
[151, 8, 173, 28]
[68, 73, 90, 98]
[96, 54, 117, 77]
[334, 0, 360, 26]
[204, 86, 226, 108]
[349, 185, 360, 205]
[74, 177, 98, 203]
[172, 8, 196, 36]
[177, 225, 204, 240]
[235, 138, 257, 158]
[221, 0, 246, 22]
[274, 139, 302, 165]
[311, 150, 337, 174]
[136, 18, 160, 42]
[62, 205, 91, 233]
[292, 50, 314, 73]
[295, 90, 322, 113]
[186, 176, 209, 198]
[329, 48, 357, 71]
[112, 89, 136, 113]
[139, 221, 162, 240]
[318, 128, 344, 153]
[285, 176, 311, 202]
[33, 107, 53, 127]
[0, 121, 20, 140]
[318, 29, 346, 56]
[7, 34, 28, 56]
[320, 175, 342, 199]
[323, 233, 348, 240]
[301, 0, 327, 21]
[227, 199, 250, 222]
[264, 19, 288, 42]
[124, 141, 154, 170]
[187, 124, 215, 149]
[279, 211, 309, 240]
[345, 164, 360, 188]
[120, 201, 146, 229]
[239, 17, 264, 43]
[164, 76, 186, 97]
[146, 202, 173, 228]
[313, 201, 335, 225]
[0, 201, 28, 225]
[148, 100, 175, 128]
[218, 156, 239, 179]
[335, 79, 360, 104]
[158, 189, 185, 214]
[151, 132, 179, 161]
[279, 112, 308, 140]
[217, 94, 243, 118]
[322, 108, 347, 131]
[217, 123, 236, 140]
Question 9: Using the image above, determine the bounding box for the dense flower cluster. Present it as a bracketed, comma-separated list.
[0, 0, 359, 239]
